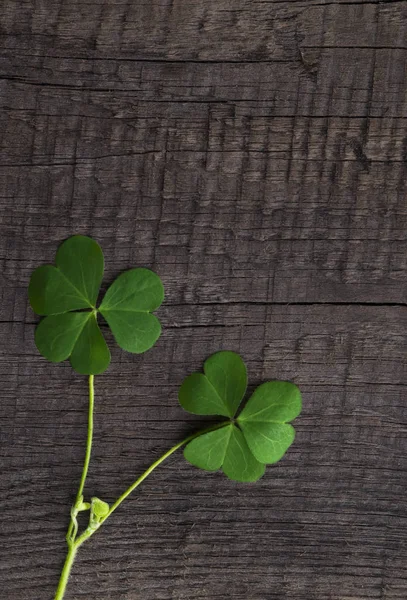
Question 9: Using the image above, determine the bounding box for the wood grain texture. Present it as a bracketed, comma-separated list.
[0, 1, 406, 599]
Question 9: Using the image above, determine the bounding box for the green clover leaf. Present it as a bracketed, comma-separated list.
[178, 351, 247, 417]
[28, 235, 164, 375]
[179, 351, 301, 482]
[184, 424, 266, 482]
[99, 268, 163, 353]
[237, 381, 301, 464]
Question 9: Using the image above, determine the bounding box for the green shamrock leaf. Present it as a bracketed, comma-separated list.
[178, 351, 247, 417]
[179, 351, 301, 482]
[28, 235, 164, 375]
[99, 269, 163, 353]
[237, 381, 301, 464]
[184, 424, 266, 482]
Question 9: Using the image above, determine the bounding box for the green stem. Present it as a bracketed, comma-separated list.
[57, 375, 95, 600]
[66, 375, 94, 543]
[77, 374, 95, 501]
[104, 420, 228, 521]
[75, 420, 229, 547]
[54, 543, 77, 600]
[56, 394, 228, 599]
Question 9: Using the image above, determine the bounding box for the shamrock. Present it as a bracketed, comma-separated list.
[179, 351, 301, 482]
[28, 235, 164, 375]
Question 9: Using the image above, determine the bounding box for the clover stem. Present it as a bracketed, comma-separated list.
[77, 374, 95, 499]
[66, 375, 95, 543]
[56, 415, 229, 599]
[101, 420, 229, 523]
[74, 420, 230, 548]
[57, 375, 95, 600]
[54, 542, 78, 600]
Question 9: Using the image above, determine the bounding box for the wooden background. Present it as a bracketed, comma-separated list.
[1, 1, 406, 598]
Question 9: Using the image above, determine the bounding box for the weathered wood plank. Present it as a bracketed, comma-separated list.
[1, 170, 406, 307]
[1, 1, 407, 60]
[1, 45, 407, 118]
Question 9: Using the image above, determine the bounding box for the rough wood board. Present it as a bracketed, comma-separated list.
[0, 1, 406, 599]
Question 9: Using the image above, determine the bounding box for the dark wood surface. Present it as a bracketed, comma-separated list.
[1, 1, 406, 598]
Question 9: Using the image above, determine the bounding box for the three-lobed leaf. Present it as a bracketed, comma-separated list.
[29, 236, 164, 375]
[181, 352, 301, 483]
